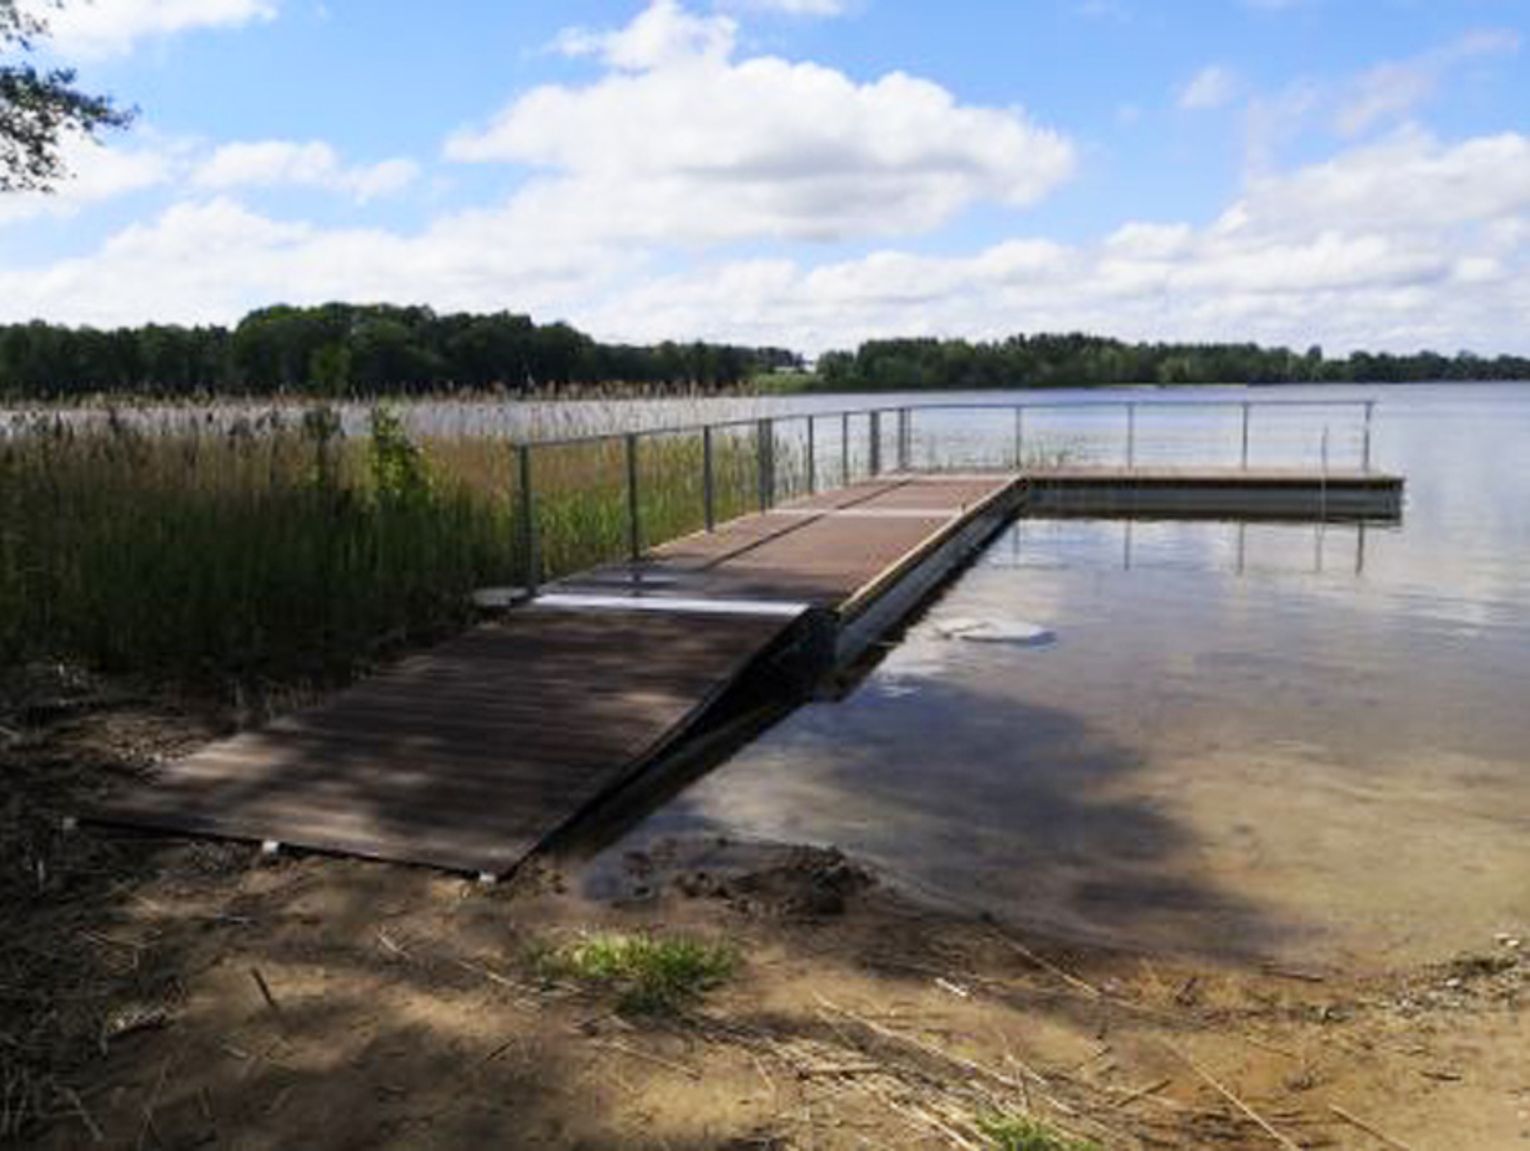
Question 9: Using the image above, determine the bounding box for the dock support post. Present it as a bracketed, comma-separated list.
[807, 416, 817, 494]
[625, 432, 641, 561]
[1126, 402, 1136, 470]
[841, 411, 851, 484]
[516, 443, 538, 595]
[869, 410, 882, 476]
[1362, 401, 1374, 473]
[702, 424, 716, 532]
[1013, 406, 1025, 470]
[1240, 402, 1251, 470]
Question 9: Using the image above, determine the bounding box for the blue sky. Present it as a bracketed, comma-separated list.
[2, 0, 1528, 353]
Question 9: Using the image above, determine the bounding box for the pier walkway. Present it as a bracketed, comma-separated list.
[97, 395, 1404, 877]
[98, 473, 1024, 875]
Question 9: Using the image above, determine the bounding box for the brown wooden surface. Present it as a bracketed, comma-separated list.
[98, 467, 1396, 876]
[98, 475, 1018, 875]
[99, 607, 799, 874]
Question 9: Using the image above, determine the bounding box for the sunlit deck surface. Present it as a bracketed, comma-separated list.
[96, 474, 1021, 875]
[95, 463, 1402, 874]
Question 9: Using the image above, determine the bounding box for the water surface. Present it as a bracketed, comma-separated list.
[581, 383, 1530, 968]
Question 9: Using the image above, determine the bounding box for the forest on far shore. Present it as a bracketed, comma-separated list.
[814, 334, 1530, 390]
[2, 303, 1528, 401]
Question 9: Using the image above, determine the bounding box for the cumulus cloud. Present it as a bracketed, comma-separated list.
[452, 0, 1076, 246]
[0, 138, 170, 225]
[4, 128, 1527, 358]
[1178, 65, 1240, 111]
[193, 141, 419, 202]
[31, 0, 277, 57]
[1334, 29, 1519, 138]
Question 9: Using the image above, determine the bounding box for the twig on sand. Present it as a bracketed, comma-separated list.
[592, 1039, 702, 1081]
[1158, 1040, 1301, 1151]
[248, 968, 281, 1018]
[1111, 1076, 1172, 1109]
[813, 992, 1026, 1093]
[1329, 1103, 1416, 1150]
[988, 931, 1105, 1000]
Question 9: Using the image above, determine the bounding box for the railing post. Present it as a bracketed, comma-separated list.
[1319, 426, 1330, 523]
[869, 410, 882, 476]
[625, 432, 641, 561]
[702, 424, 716, 532]
[1240, 402, 1251, 470]
[1362, 401, 1374, 473]
[517, 443, 538, 595]
[807, 415, 817, 494]
[756, 418, 774, 510]
[841, 411, 851, 483]
[1126, 402, 1136, 469]
[897, 407, 910, 471]
[1013, 406, 1025, 470]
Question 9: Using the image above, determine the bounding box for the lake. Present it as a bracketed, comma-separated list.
[579, 382, 1530, 968]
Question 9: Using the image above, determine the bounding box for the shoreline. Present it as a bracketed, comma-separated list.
[3, 672, 1524, 1149]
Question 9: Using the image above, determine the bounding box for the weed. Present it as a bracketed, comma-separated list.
[975, 1112, 1099, 1151]
[536, 932, 738, 1014]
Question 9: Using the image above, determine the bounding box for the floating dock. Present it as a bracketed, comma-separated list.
[97, 464, 1402, 876]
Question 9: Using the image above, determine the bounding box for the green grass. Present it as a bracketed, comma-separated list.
[975, 1113, 1099, 1151]
[535, 932, 738, 1014]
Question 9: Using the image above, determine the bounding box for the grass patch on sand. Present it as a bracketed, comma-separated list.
[976, 1112, 1099, 1151]
[536, 932, 738, 1015]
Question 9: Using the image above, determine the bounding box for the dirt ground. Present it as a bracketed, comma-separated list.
[1, 669, 1525, 1150]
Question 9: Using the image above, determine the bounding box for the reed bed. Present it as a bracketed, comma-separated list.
[0, 406, 808, 683]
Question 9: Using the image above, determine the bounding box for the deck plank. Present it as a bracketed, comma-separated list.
[95, 465, 1394, 875]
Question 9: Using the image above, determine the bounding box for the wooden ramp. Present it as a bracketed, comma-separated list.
[96, 474, 1021, 875]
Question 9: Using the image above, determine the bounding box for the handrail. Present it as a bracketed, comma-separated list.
[511, 396, 1380, 590]
[508, 396, 1374, 449]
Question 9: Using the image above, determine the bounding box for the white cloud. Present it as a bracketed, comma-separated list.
[552, 0, 736, 71]
[193, 141, 419, 202]
[1335, 29, 1519, 138]
[1178, 65, 1239, 111]
[451, 1, 1074, 247]
[0, 138, 170, 225]
[32, 0, 277, 57]
[4, 129, 1527, 359]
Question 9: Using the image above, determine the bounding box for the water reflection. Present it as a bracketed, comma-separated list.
[578, 385, 1530, 967]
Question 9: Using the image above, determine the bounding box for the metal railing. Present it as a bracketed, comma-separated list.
[510, 397, 1378, 592]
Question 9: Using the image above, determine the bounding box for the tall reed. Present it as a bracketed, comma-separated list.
[0, 406, 808, 682]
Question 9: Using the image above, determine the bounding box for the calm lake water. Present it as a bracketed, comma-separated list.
[579, 383, 1530, 968]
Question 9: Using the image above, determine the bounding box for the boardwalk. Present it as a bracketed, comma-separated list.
[98, 474, 1022, 875]
[96, 463, 1401, 874]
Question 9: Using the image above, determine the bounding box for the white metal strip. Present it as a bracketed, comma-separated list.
[767, 507, 960, 519]
[533, 593, 810, 619]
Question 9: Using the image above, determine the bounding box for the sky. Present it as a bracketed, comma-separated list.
[2, 0, 1528, 354]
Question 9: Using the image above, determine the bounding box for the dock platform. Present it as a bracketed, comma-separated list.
[96, 462, 1402, 876]
[97, 474, 1023, 875]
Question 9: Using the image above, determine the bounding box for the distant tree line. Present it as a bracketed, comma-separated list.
[0, 303, 802, 400]
[5, 310, 1528, 401]
[816, 334, 1530, 390]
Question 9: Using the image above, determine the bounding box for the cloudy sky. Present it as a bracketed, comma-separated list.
[3, 0, 1528, 353]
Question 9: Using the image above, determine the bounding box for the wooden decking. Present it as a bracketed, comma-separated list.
[96, 474, 1021, 875]
[94, 463, 1401, 875]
